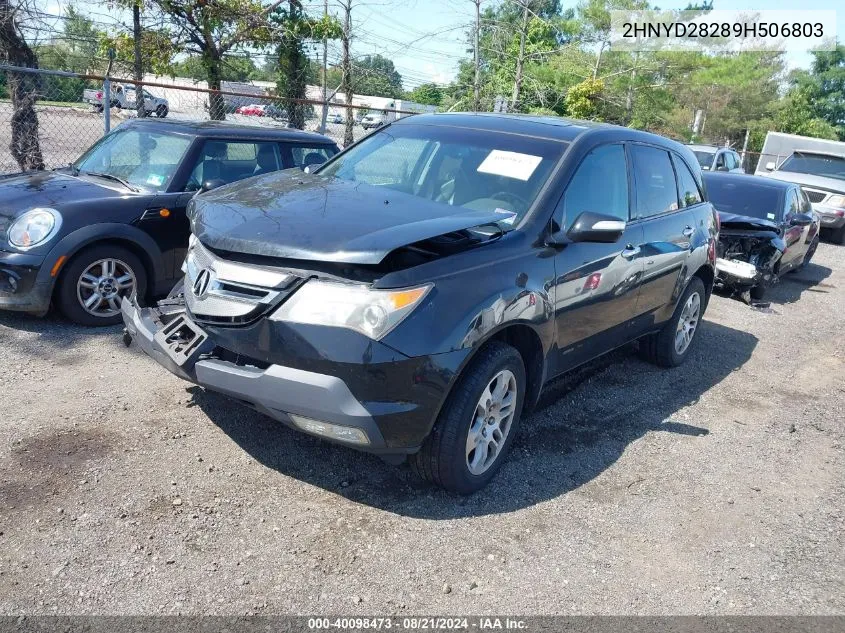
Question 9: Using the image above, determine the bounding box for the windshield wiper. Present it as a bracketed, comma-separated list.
[80, 170, 140, 192]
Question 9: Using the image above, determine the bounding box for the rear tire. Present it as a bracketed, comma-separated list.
[410, 341, 526, 494]
[156, 104, 168, 118]
[56, 244, 147, 327]
[639, 277, 706, 368]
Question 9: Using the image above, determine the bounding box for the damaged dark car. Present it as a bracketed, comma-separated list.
[122, 113, 717, 493]
[704, 172, 820, 301]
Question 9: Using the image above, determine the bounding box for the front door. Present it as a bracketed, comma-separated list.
[551, 143, 644, 373]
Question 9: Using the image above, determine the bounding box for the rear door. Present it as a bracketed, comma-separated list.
[552, 142, 644, 371]
[628, 144, 696, 321]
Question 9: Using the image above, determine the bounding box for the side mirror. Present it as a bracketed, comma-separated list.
[200, 179, 226, 193]
[548, 211, 626, 245]
[765, 161, 775, 171]
[789, 213, 813, 227]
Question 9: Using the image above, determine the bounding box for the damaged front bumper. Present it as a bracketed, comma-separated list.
[121, 297, 391, 451]
[715, 258, 775, 292]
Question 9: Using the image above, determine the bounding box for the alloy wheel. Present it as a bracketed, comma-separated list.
[466, 369, 518, 476]
[76, 258, 136, 318]
[674, 291, 701, 355]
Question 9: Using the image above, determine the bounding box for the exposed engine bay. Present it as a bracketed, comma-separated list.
[715, 224, 785, 303]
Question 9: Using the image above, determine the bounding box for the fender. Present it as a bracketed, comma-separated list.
[35, 223, 166, 292]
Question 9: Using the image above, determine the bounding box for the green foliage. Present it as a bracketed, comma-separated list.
[564, 77, 603, 119]
[790, 45, 845, 140]
[99, 30, 177, 77]
[775, 88, 839, 140]
[323, 54, 404, 98]
[406, 83, 443, 106]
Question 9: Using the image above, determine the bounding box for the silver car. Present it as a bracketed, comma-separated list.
[760, 151, 845, 243]
[688, 144, 745, 173]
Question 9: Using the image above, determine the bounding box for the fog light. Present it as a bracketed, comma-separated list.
[289, 414, 370, 445]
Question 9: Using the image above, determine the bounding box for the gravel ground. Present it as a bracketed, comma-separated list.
[0, 244, 843, 616]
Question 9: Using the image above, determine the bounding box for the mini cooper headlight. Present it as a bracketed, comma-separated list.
[8, 208, 62, 250]
[271, 279, 432, 340]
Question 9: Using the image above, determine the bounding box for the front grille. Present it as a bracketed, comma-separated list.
[802, 188, 829, 204]
[184, 240, 299, 325]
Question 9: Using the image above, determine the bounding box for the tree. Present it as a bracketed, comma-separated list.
[147, 0, 283, 119]
[406, 83, 443, 106]
[0, 0, 45, 170]
[792, 45, 845, 140]
[34, 6, 100, 103]
[352, 54, 403, 97]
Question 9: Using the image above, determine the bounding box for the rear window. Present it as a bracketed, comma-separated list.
[318, 124, 567, 222]
[704, 176, 782, 221]
[779, 152, 845, 182]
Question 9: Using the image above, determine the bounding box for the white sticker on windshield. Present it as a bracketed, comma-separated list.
[477, 150, 542, 181]
[767, 213, 776, 220]
[495, 208, 517, 225]
[147, 174, 165, 187]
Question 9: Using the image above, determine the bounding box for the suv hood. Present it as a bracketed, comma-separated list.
[190, 171, 511, 265]
[760, 170, 845, 193]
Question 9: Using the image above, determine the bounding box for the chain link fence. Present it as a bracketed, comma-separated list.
[1, 64, 422, 174]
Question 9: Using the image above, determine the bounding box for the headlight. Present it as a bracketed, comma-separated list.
[8, 208, 62, 250]
[270, 279, 432, 340]
[826, 194, 845, 209]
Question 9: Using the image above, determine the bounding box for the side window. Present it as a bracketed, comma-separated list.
[672, 154, 703, 207]
[798, 188, 812, 213]
[185, 140, 281, 191]
[786, 189, 801, 217]
[630, 145, 680, 218]
[288, 145, 335, 169]
[559, 143, 629, 225]
[731, 152, 742, 170]
[724, 152, 735, 170]
[714, 152, 726, 170]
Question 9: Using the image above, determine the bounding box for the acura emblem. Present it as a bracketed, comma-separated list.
[192, 268, 213, 298]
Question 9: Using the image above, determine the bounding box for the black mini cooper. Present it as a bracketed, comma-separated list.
[0, 119, 338, 325]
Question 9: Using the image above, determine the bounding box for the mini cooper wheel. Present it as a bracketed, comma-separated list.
[639, 277, 706, 368]
[411, 341, 525, 494]
[57, 245, 147, 326]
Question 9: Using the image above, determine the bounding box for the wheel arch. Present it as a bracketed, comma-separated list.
[37, 224, 166, 301]
[692, 263, 715, 307]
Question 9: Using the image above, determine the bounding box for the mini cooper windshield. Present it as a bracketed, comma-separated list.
[73, 127, 193, 192]
[318, 123, 566, 222]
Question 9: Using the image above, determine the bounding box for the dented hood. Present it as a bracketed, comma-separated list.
[717, 211, 781, 233]
[190, 170, 509, 264]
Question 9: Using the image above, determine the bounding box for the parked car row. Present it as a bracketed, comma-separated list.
[0, 113, 833, 494]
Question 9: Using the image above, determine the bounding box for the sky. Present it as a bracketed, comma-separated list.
[42, 0, 844, 90]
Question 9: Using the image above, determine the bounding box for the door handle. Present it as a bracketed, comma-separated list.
[682, 225, 695, 238]
[621, 245, 640, 259]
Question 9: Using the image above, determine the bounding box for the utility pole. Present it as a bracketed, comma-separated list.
[132, 1, 145, 118]
[473, 0, 480, 111]
[510, 0, 529, 111]
[340, 0, 353, 147]
[318, 0, 329, 133]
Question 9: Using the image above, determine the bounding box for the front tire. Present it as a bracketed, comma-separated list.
[156, 104, 168, 118]
[639, 277, 706, 368]
[56, 245, 147, 327]
[410, 341, 526, 494]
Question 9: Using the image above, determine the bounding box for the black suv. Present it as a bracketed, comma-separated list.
[0, 119, 338, 325]
[123, 113, 718, 493]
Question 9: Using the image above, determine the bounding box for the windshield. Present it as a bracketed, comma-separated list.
[779, 152, 845, 182]
[692, 150, 716, 170]
[318, 123, 566, 222]
[73, 127, 192, 192]
[704, 176, 782, 221]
